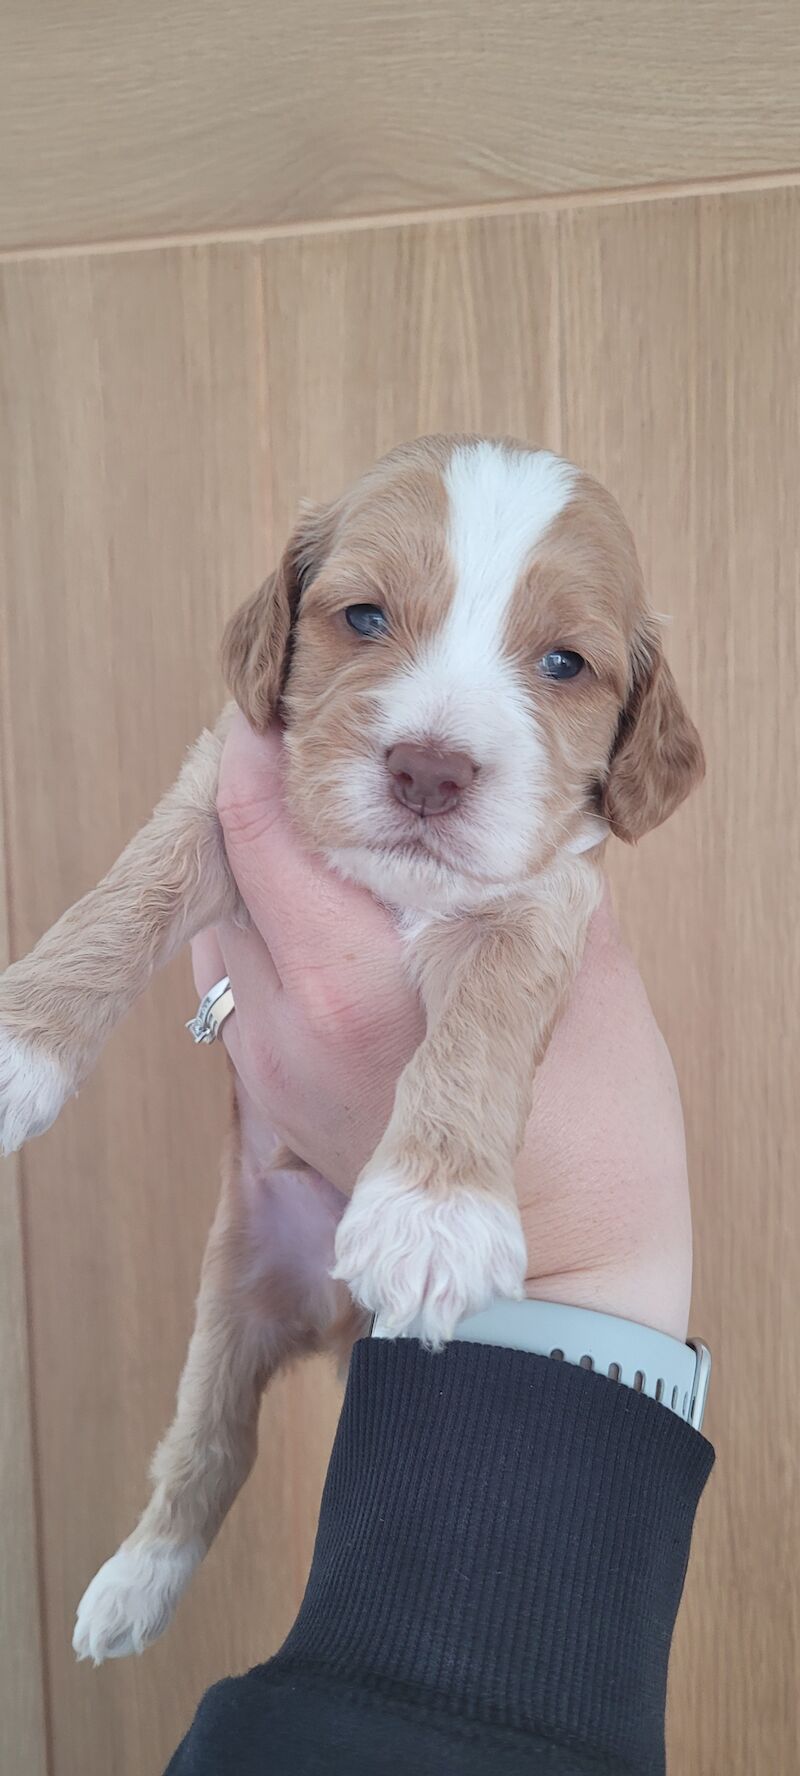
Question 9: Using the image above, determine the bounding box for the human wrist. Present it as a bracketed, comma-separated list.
[386, 1298, 708, 1427]
[516, 1137, 692, 1340]
[523, 1270, 691, 1343]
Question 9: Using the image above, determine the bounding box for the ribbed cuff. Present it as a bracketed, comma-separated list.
[273, 1337, 713, 1770]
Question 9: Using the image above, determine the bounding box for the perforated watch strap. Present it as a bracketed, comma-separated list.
[371, 1299, 711, 1430]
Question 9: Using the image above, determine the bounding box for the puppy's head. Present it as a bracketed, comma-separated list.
[223, 437, 703, 911]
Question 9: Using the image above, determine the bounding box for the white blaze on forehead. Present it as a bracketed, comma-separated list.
[444, 441, 578, 646]
[375, 442, 577, 758]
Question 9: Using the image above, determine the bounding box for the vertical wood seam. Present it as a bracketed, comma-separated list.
[0, 573, 52, 1776]
[553, 211, 565, 457]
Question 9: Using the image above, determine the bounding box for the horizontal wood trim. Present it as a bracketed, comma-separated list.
[2, 0, 799, 251]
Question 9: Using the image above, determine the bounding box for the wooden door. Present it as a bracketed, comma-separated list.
[1, 9, 798, 1773]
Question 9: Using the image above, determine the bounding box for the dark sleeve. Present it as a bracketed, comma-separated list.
[166, 1337, 714, 1776]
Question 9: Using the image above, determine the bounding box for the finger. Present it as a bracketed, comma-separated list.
[188, 926, 245, 1071]
[191, 928, 228, 997]
[217, 915, 282, 1005]
[191, 922, 283, 1073]
[215, 915, 299, 1091]
[217, 712, 398, 974]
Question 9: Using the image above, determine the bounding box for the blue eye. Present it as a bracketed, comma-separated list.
[539, 649, 586, 680]
[345, 604, 389, 638]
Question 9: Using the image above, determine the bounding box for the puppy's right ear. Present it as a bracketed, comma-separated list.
[221, 503, 332, 731]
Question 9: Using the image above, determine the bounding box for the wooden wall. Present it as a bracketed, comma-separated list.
[2, 0, 799, 250]
[1, 9, 799, 1773]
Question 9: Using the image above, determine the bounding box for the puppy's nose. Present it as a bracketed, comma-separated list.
[386, 742, 478, 815]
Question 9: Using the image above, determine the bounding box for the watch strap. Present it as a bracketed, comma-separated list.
[371, 1298, 711, 1430]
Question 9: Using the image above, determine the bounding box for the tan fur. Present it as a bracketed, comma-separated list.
[504, 473, 704, 856]
[221, 501, 340, 731]
[130, 1091, 360, 1557]
[601, 628, 705, 840]
[378, 864, 600, 1199]
[0, 719, 236, 1085]
[0, 434, 704, 1657]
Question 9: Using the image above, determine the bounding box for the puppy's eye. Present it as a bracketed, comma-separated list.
[538, 649, 586, 680]
[344, 603, 389, 638]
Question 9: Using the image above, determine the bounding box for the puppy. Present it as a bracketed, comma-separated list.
[0, 435, 704, 1660]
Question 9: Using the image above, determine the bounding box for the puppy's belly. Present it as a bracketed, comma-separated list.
[236, 1083, 350, 1333]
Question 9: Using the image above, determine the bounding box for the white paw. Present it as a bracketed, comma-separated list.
[73, 1537, 203, 1663]
[332, 1169, 527, 1347]
[0, 1025, 71, 1156]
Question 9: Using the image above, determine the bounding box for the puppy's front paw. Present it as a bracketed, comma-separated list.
[0, 1025, 71, 1156]
[332, 1169, 527, 1348]
[73, 1536, 203, 1663]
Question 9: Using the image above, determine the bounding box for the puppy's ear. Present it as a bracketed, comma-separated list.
[221, 503, 332, 732]
[601, 623, 705, 842]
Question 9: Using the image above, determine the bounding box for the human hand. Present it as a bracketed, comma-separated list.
[192, 714, 692, 1341]
[192, 714, 425, 1192]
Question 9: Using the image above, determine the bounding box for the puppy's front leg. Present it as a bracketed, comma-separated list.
[334, 860, 601, 1346]
[0, 717, 236, 1154]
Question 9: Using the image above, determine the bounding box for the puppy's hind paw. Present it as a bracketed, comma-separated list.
[73, 1537, 203, 1663]
[332, 1169, 527, 1349]
[0, 1026, 71, 1156]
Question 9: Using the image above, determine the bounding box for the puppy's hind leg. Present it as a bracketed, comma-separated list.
[73, 1087, 357, 1663]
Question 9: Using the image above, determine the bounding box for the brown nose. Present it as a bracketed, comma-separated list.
[386, 742, 478, 816]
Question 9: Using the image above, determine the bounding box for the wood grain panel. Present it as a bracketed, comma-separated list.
[4, 189, 798, 1774]
[0, 215, 559, 1775]
[0, 662, 48, 1772]
[259, 213, 561, 527]
[2, 0, 800, 251]
[559, 188, 800, 1774]
[0, 243, 328, 1776]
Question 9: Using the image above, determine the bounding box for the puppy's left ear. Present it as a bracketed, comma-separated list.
[601, 625, 705, 842]
[221, 502, 333, 732]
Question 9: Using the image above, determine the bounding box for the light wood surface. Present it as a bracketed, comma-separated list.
[258, 214, 561, 519]
[560, 188, 800, 1772]
[2, 0, 800, 252]
[1, 189, 798, 1774]
[0, 681, 48, 1774]
[0, 243, 346, 1774]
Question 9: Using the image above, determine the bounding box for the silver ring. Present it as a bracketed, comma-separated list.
[186, 975, 236, 1045]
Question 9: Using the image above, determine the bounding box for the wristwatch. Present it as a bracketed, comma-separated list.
[371, 1299, 711, 1431]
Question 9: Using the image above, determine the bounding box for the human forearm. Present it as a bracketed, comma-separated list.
[167, 1336, 713, 1776]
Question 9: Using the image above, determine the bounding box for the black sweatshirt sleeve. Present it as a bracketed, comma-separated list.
[165, 1337, 714, 1776]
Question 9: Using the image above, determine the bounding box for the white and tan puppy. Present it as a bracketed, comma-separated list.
[0, 436, 703, 1660]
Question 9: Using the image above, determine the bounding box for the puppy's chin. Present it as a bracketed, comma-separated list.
[325, 842, 520, 914]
